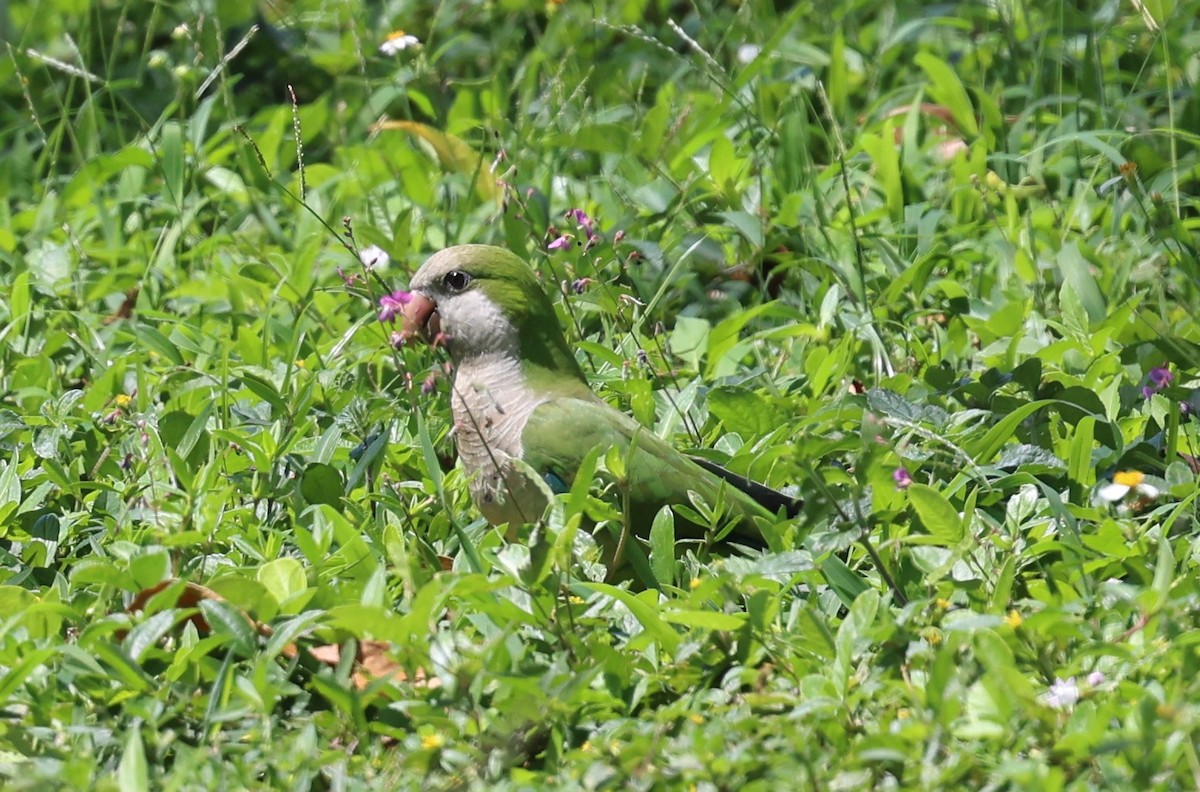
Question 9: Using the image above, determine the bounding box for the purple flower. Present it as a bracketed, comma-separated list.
[378, 290, 413, 323]
[1086, 671, 1105, 686]
[547, 234, 574, 251]
[893, 468, 913, 489]
[571, 277, 593, 294]
[565, 208, 600, 245]
[1143, 365, 1173, 399]
[565, 208, 593, 230]
[421, 373, 438, 395]
[1149, 366, 1173, 388]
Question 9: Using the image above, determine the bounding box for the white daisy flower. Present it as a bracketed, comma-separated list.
[1097, 470, 1160, 503]
[380, 31, 420, 56]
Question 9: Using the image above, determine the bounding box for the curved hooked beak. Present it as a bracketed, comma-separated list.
[398, 291, 441, 344]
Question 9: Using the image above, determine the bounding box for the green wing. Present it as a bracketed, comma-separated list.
[521, 396, 776, 547]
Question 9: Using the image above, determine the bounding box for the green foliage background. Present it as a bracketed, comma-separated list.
[1, 0, 1199, 787]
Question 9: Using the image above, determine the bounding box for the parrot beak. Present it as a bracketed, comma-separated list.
[398, 291, 441, 344]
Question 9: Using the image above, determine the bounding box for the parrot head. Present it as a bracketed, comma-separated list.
[397, 244, 590, 387]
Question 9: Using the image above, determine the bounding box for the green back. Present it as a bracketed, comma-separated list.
[521, 396, 776, 548]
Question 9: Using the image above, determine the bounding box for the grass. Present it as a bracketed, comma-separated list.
[2, 0, 1199, 787]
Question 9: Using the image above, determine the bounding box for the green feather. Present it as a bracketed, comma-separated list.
[521, 397, 774, 548]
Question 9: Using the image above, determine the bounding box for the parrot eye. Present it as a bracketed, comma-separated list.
[442, 270, 471, 292]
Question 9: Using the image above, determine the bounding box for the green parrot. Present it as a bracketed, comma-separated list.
[396, 244, 797, 557]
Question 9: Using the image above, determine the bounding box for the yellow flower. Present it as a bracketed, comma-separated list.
[421, 733, 443, 749]
[115, 394, 133, 408]
[935, 598, 951, 610]
[568, 595, 584, 605]
[689, 578, 701, 590]
[1114, 470, 1144, 487]
[896, 708, 910, 720]
[1098, 470, 1159, 502]
[689, 713, 703, 724]
[1004, 610, 1023, 629]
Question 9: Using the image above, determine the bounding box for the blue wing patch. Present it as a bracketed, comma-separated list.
[542, 470, 569, 494]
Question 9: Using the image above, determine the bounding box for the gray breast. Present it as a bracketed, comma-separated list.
[450, 354, 548, 526]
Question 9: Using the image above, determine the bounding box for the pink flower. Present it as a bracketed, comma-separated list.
[547, 234, 574, 251]
[893, 468, 913, 489]
[378, 290, 413, 323]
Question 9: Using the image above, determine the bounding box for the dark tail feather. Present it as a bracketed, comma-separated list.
[691, 457, 803, 519]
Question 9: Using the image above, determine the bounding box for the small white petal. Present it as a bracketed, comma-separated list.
[358, 245, 390, 270]
[1097, 483, 1130, 502]
[736, 44, 761, 64]
[1043, 677, 1080, 710]
[1136, 483, 1160, 499]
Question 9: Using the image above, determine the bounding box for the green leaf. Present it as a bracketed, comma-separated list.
[908, 483, 964, 545]
[301, 463, 343, 507]
[118, 726, 149, 792]
[574, 583, 680, 653]
[376, 120, 500, 202]
[669, 316, 709, 370]
[543, 123, 633, 155]
[661, 608, 746, 631]
[198, 599, 256, 656]
[707, 387, 784, 437]
[258, 557, 308, 606]
[648, 505, 675, 588]
[161, 121, 184, 209]
[820, 556, 870, 608]
[132, 323, 185, 367]
[914, 52, 979, 137]
[1056, 242, 1106, 324]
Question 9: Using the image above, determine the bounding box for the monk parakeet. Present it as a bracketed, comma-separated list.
[396, 244, 797, 554]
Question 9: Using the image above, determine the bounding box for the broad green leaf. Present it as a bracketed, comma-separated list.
[908, 483, 964, 545]
[258, 557, 308, 605]
[301, 463, 343, 507]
